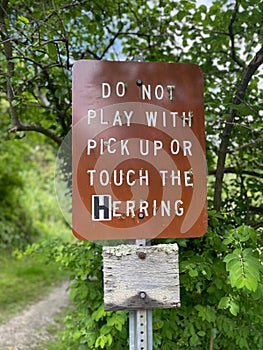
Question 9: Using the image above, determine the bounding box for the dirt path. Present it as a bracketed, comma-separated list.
[0, 281, 70, 350]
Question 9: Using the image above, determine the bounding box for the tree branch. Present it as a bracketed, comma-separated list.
[249, 207, 263, 214]
[0, 1, 62, 145]
[228, 0, 246, 69]
[0, 0, 21, 128]
[209, 167, 262, 178]
[9, 123, 62, 145]
[99, 23, 124, 59]
[213, 45, 263, 211]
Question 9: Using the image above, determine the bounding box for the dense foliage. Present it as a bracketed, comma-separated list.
[0, 111, 69, 247]
[1, 0, 262, 348]
[33, 215, 263, 349]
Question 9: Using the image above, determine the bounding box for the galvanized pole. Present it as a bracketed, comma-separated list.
[129, 239, 153, 350]
[129, 55, 152, 350]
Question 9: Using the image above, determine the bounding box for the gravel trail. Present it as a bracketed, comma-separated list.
[0, 281, 70, 350]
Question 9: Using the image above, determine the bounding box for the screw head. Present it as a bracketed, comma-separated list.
[138, 252, 146, 260]
[136, 79, 143, 86]
[139, 291, 146, 299]
[138, 212, 144, 219]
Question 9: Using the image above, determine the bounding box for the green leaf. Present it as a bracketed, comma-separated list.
[17, 15, 29, 24]
[229, 103, 252, 115]
[153, 320, 164, 330]
[199, 4, 207, 13]
[92, 305, 106, 322]
[95, 335, 105, 348]
[237, 226, 255, 242]
[222, 237, 234, 245]
[189, 268, 198, 277]
[197, 330, 206, 337]
[229, 300, 239, 316]
[190, 334, 200, 346]
[107, 334, 113, 346]
[11, 99, 20, 107]
[48, 43, 58, 61]
[195, 305, 216, 322]
[72, 330, 82, 339]
[177, 11, 187, 21]
[218, 296, 230, 309]
[224, 249, 261, 291]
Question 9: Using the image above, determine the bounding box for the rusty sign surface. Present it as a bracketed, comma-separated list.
[72, 60, 207, 240]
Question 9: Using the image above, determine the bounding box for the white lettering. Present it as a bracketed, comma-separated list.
[100, 109, 108, 125]
[162, 111, 167, 127]
[87, 109, 96, 124]
[124, 110, 134, 126]
[159, 170, 195, 187]
[113, 111, 122, 126]
[182, 111, 193, 127]
[175, 200, 184, 216]
[167, 85, 176, 100]
[183, 140, 192, 156]
[142, 85, 151, 100]
[153, 200, 158, 216]
[112, 201, 122, 217]
[87, 138, 192, 158]
[139, 200, 149, 216]
[100, 139, 105, 155]
[139, 169, 149, 186]
[113, 169, 123, 186]
[126, 200, 135, 217]
[87, 139, 96, 155]
[86, 169, 149, 187]
[102, 82, 127, 98]
[87, 169, 96, 185]
[170, 139, 180, 155]
[141, 84, 176, 100]
[121, 139, 130, 155]
[127, 170, 136, 186]
[171, 112, 178, 127]
[102, 83, 111, 98]
[145, 111, 157, 126]
[146, 110, 179, 127]
[100, 170, 110, 186]
[155, 85, 164, 100]
[140, 139, 149, 156]
[116, 81, 126, 97]
[160, 170, 168, 186]
[92, 198, 185, 219]
[184, 171, 193, 187]
[161, 201, 170, 216]
[171, 170, 181, 186]
[107, 137, 116, 154]
[154, 140, 163, 156]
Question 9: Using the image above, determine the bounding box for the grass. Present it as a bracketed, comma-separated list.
[0, 249, 69, 324]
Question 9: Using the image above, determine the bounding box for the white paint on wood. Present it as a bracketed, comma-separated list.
[103, 244, 180, 311]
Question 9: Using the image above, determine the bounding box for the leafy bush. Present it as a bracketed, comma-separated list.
[0, 136, 34, 248]
[0, 130, 70, 248]
[31, 213, 263, 349]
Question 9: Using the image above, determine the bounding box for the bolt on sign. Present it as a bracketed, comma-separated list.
[72, 60, 207, 240]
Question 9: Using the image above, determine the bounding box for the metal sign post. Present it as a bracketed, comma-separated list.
[129, 309, 153, 350]
[72, 58, 206, 350]
[129, 239, 152, 350]
[103, 241, 180, 350]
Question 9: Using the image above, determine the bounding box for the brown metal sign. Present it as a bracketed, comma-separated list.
[72, 60, 207, 240]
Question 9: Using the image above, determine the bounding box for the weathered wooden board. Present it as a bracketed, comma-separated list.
[103, 244, 180, 311]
